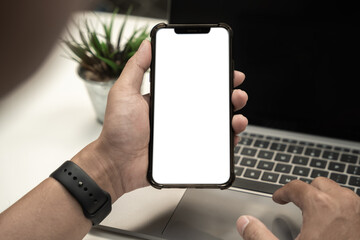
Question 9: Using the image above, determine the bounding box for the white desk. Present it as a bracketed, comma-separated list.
[0, 11, 166, 240]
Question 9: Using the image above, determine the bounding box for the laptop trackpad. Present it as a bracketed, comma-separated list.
[163, 189, 302, 240]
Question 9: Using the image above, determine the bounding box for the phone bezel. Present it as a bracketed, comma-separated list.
[147, 23, 234, 189]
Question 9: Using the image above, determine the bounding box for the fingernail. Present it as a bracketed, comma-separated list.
[237, 216, 250, 237]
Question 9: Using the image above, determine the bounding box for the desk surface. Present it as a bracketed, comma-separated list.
[0, 11, 165, 240]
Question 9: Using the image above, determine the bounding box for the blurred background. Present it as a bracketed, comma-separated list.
[93, 0, 168, 19]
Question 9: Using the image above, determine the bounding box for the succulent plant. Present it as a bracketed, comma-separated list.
[63, 8, 148, 81]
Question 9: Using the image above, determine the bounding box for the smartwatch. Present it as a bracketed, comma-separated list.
[50, 161, 112, 225]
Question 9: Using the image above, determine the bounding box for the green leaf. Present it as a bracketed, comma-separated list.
[89, 32, 103, 57]
[102, 22, 111, 43]
[116, 5, 133, 50]
[62, 54, 81, 64]
[109, 50, 119, 59]
[95, 55, 120, 73]
[60, 44, 82, 63]
[126, 50, 137, 59]
[85, 19, 92, 35]
[65, 26, 80, 46]
[100, 42, 110, 57]
[122, 29, 140, 53]
[121, 26, 148, 62]
[107, 8, 119, 42]
[78, 29, 91, 51]
[63, 41, 86, 60]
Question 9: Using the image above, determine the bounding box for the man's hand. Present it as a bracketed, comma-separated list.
[237, 177, 360, 240]
[0, 39, 248, 240]
[75, 40, 249, 201]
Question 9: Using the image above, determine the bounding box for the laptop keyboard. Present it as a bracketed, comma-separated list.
[233, 132, 360, 196]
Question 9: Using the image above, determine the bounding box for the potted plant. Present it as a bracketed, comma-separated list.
[63, 8, 148, 123]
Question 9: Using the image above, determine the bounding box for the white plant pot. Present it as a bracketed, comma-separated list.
[78, 67, 116, 124]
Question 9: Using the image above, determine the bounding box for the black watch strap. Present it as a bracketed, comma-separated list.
[50, 161, 112, 225]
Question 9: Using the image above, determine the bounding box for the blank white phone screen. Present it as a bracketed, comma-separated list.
[152, 27, 231, 185]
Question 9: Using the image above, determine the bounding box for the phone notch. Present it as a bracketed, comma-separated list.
[174, 26, 210, 34]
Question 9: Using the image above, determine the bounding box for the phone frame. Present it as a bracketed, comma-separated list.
[147, 23, 234, 189]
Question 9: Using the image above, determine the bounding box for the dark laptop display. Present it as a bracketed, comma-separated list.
[169, 0, 360, 142]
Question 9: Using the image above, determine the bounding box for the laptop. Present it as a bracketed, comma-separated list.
[96, 0, 360, 239]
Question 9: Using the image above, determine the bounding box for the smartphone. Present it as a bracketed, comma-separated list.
[148, 23, 234, 189]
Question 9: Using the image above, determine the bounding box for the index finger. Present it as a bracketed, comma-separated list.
[234, 70, 245, 88]
[272, 179, 321, 211]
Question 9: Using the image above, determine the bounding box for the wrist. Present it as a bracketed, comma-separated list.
[71, 140, 124, 203]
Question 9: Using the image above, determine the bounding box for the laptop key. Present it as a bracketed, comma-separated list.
[311, 169, 329, 178]
[241, 147, 257, 157]
[240, 157, 257, 167]
[234, 156, 240, 164]
[300, 178, 312, 184]
[330, 173, 348, 184]
[253, 140, 270, 149]
[238, 137, 253, 146]
[265, 135, 279, 141]
[270, 142, 286, 151]
[282, 138, 297, 144]
[310, 158, 327, 169]
[292, 156, 309, 165]
[287, 145, 304, 154]
[347, 165, 360, 175]
[352, 149, 360, 154]
[234, 146, 241, 154]
[250, 133, 263, 138]
[304, 147, 321, 157]
[356, 189, 360, 197]
[292, 166, 310, 177]
[275, 163, 292, 173]
[328, 162, 345, 172]
[257, 160, 274, 170]
[316, 144, 332, 150]
[274, 153, 291, 162]
[244, 169, 261, 180]
[279, 175, 297, 184]
[335, 146, 350, 152]
[261, 172, 279, 183]
[322, 151, 339, 161]
[340, 154, 358, 164]
[257, 150, 274, 160]
[349, 176, 360, 187]
[234, 167, 244, 176]
[300, 141, 315, 147]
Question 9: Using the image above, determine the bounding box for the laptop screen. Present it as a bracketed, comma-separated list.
[169, 0, 360, 142]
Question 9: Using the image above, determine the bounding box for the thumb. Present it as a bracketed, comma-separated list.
[237, 215, 278, 240]
[114, 39, 151, 94]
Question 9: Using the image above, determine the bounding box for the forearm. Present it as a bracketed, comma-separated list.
[0, 178, 91, 240]
[0, 140, 122, 240]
